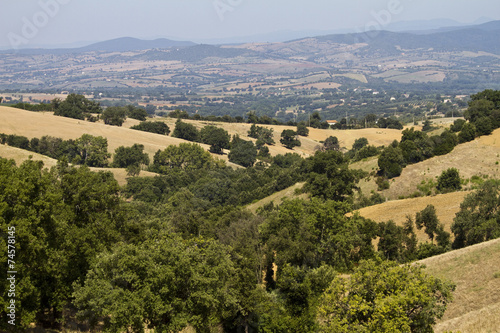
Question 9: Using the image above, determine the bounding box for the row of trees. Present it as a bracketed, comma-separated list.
[0, 133, 111, 167]
[0, 132, 150, 173]
[11, 94, 150, 124]
[377, 127, 459, 178]
[377, 89, 500, 179]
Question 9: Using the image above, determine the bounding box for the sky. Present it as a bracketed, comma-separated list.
[1, 0, 500, 49]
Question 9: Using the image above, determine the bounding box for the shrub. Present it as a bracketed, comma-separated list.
[131, 121, 170, 135]
[437, 168, 461, 193]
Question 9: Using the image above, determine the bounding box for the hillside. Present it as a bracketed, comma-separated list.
[355, 191, 471, 242]
[245, 182, 307, 213]
[381, 128, 500, 199]
[419, 238, 500, 333]
[136, 118, 403, 158]
[0, 106, 243, 168]
[0, 144, 157, 186]
[2, 21, 500, 94]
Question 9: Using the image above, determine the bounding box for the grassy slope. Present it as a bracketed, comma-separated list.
[354, 191, 470, 243]
[124, 116, 403, 158]
[245, 182, 307, 213]
[0, 106, 242, 168]
[381, 128, 500, 200]
[0, 144, 157, 186]
[418, 238, 500, 333]
[0, 106, 402, 162]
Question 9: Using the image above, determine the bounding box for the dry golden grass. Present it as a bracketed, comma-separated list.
[350, 157, 380, 195]
[382, 129, 500, 200]
[417, 238, 500, 333]
[355, 191, 471, 243]
[129, 117, 403, 158]
[0, 144, 157, 186]
[0, 144, 59, 168]
[0, 107, 241, 168]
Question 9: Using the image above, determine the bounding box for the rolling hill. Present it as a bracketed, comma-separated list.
[77, 37, 196, 53]
[0, 143, 158, 186]
[0, 106, 240, 166]
[381, 128, 500, 199]
[355, 191, 471, 243]
[420, 238, 500, 333]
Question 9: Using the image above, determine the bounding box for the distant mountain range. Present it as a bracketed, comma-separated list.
[1, 37, 195, 55]
[77, 37, 196, 52]
[3, 20, 500, 59]
[309, 20, 500, 55]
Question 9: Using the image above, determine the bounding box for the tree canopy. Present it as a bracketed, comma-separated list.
[172, 119, 200, 142]
[280, 129, 301, 149]
[200, 125, 230, 154]
[101, 106, 127, 126]
[318, 259, 455, 333]
[53, 94, 102, 120]
[228, 136, 257, 167]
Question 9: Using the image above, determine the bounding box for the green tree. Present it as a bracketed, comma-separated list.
[465, 99, 495, 123]
[297, 122, 309, 136]
[304, 150, 358, 202]
[415, 205, 441, 242]
[54, 94, 102, 120]
[228, 136, 257, 167]
[317, 259, 455, 333]
[248, 124, 275, 145]
[280, 129, 301, 149]
[377, 220, 418, 262]
[450, 119, 466, 133]
[112, 144, 150, 170]
[261, 199, 377, 272]
[353, 145, 379, 161]
[248, 123, 259, 138]
[352, 137, 369, 151]
[321, 136, 340, 151]
[437, 168, 461, 193]
[451, 180, 500, 248]
[432, 130, 458, 156]
[475, 116, 494, 136]
[470, 89, 500, 109]
[378, 146, 405, 178]
[200, 125, 230, 154]
[101, 106, 127, 126]
[458, 122, 476, 143]
[152, 143, 219, 173]
[74, 134, 111, 167]
[258, 145, 271, 159]
[126, 105, 148, 121]
[73, 236, 238, 333]
[131, 121, 170, 135]
[0, 159, 123, 330]
[422, 119, 433, 132]
[309, 112, 325, 129]
[172, 119, 199, 142]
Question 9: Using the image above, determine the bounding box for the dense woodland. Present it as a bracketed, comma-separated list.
[1, 90, 500, 332]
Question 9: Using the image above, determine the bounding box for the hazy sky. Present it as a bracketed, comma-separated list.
[2, 0, 499, 48]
